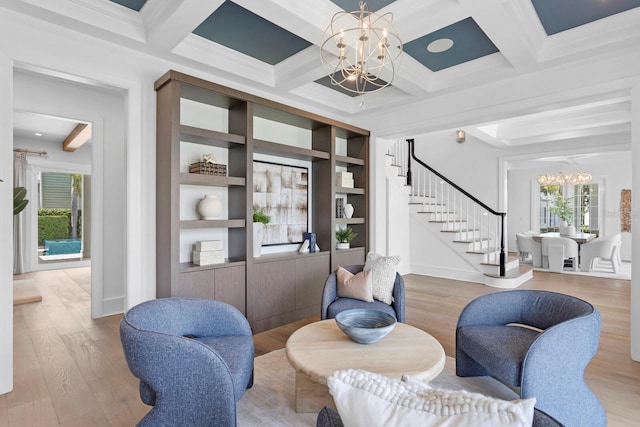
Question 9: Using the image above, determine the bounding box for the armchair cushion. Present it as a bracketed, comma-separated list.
[364, 252, 400, 305]
[457, 325, 540, 386]
[336, 266, 373, 302]
[328, 369, 536, 427]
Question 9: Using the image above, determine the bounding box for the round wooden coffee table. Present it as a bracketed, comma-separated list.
[285, 319, 445, 413]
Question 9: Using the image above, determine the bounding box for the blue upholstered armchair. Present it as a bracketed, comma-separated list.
[456, 290, 606, 427]
[120, 298, 254, 427]
[321, 264, 405, 322]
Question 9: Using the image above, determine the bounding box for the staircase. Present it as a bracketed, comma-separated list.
[386, 140, 532, 288]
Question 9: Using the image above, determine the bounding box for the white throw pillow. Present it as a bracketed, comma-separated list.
[364, 252, 400, 305]
[328, 369, 535, 427]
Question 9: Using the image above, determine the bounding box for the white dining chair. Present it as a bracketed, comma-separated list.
[516, 232, 542, 268]
[541, 237, 578, 273]
[580, 234, 622, 273]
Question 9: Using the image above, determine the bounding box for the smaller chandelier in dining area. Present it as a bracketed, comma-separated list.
[320, 1, 402, 95]
[536, 172, 592, 186]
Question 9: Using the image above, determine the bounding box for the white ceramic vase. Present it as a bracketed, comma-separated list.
[564, 224, 576, 236]
[343, 203, 354, 219]
[253, 222, 264, 258]
[336, 242, 350, 250]
[197, 195, 222, 219]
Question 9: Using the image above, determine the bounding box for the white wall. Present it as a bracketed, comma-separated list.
[14, 135, 92, 165]
[0, 51, 14, 394]
[412, 132, 505, 209]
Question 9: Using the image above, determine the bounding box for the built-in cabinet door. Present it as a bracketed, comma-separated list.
[295, 254, 331, 311]
[249, 259, 297, 329]
[178, 265, 246, 314]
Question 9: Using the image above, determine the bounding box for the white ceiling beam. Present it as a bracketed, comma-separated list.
[458, 0, 539, 71]
[142, 0, 224, 52]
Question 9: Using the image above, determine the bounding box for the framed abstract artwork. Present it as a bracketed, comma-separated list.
[253, 160, 309, 245]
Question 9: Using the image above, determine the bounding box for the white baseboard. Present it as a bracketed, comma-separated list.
[102, 296, 125, 317]
[410, 263, 484, 284]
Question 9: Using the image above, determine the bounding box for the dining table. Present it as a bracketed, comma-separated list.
[532, 232, 597, 268]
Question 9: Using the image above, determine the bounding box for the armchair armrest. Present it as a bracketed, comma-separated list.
[392, 273, 405, 322]
[120, 324, 238, 426]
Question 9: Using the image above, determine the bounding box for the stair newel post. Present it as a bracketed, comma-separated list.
[499, 213, 506, 277]
[406, 139, 413, 186]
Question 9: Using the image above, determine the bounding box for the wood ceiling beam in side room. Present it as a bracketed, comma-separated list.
[62, 123, 91, 152]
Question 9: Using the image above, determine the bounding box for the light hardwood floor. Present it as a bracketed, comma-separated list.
[2, 267, 638, 426]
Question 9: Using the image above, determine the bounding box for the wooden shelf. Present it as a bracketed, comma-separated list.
[333, 246, 366, 253]
[335, 186, 365, 195]
[254, 138, 330, 161]
[180, 125, 245, 147]
[180, 173, 245, 187]
[335, 155, 365, 166]
[180, 219, 246, 229]
[179, 258, 246, 273]
[335, 217, 365, 225]
[253, 250, 330, 264]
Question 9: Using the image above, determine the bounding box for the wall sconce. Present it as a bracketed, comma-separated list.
[456, 130, 465, 143]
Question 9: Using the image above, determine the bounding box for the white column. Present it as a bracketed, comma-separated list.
[0, 52, 14, 394]
[631, 82, 640, 361]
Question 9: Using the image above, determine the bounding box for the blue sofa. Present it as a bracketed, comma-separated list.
[120, 298, 254, 427]
[456, 290, 606, 427]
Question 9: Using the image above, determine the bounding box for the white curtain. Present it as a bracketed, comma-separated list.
[13, 152, 27, 274]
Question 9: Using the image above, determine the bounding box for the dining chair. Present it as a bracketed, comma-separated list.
[541, 236, 578, 272]
[516, 232, 542, 267]
[580, 234, 622, 273]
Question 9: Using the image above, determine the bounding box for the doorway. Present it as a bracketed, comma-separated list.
[13, 67, 128, 318]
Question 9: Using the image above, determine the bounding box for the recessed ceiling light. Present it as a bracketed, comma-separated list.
[34, 132, 43, 136]
[427, 38, 454, 53]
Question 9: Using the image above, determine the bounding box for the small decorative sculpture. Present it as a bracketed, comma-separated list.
[203, 153, 217, 164]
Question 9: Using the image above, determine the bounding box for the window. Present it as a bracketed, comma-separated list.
[574, 184, 599, 235]
[37, 172, 85, 263]
[540, 183, 599, 235]
[540, 184, 563, 232]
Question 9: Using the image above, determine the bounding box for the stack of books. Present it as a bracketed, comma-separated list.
[193, 240, 224, 265]
[336, 172, 354, 188]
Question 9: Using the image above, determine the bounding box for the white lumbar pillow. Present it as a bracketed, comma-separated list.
[328, 369, 535, 427]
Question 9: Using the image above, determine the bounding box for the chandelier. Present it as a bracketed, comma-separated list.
[536, 172, 592, 186]
[320, 1, 402, 95]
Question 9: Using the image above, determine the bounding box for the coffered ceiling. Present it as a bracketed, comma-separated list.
[4, 0, 640, 150]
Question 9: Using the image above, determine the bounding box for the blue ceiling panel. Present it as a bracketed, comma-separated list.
[315, 73, 389, 97]
[404, 18, 499, 72]
[193, 1, 311, 66]
[532, 0, 640, 35]
[330, 0, 397, 13]
[109, 0, 146, 12]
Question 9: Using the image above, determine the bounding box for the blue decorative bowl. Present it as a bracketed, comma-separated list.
[335, 309, 397, 344]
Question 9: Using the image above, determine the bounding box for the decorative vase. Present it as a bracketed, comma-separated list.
[343, 203, 354, 219]
[565, 224, 576, 236]
[559, 221, 567, 235]
[197, 195, 222, 219]
[253, 222, 264, 258]
[336, 242, 350, 250]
